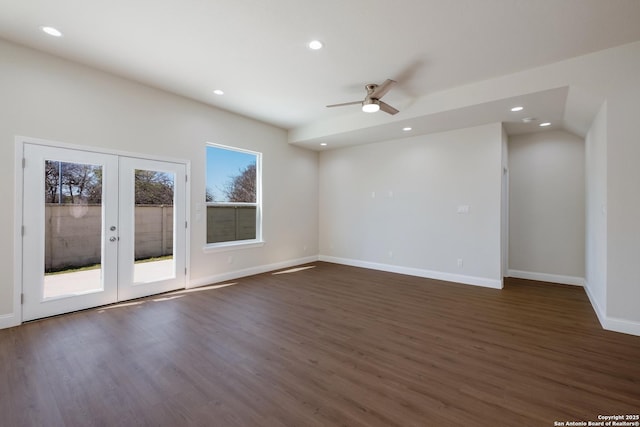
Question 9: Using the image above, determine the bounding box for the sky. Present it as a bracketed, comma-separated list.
[206, 145, 256, 202]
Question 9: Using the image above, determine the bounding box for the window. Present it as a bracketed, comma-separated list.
[206, 144, 261, 246]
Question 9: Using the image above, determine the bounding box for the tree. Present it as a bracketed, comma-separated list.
[43, 161, 173, 205]
[134, 170, 174, 205]
[45, 161, 61, 203]
[223, 163, 256, 202]
[205, 187, 215, 203]
[61, 163, 100, 204]
[44, 161, 102, 204]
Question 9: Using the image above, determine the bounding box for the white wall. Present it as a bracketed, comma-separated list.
[298, 40, 640, 333]
[584, 103, 607, 317]
[501, 126, 509, 278]
[508, 130, 585, 284]
[0, 39, 319, 326]
[3, 37, 640, 335]
[319, 123, 504, 288]
[606, 78, 640, 326]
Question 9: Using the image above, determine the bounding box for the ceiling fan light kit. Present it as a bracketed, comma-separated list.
[327, 79, 399, 115]
[362, 99, 380, 113]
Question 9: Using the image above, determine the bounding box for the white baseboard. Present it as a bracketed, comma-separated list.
[602, 315, 640, 337]
[7, 256, 637, 337]
[188, 255, 319, 288]
[584, 280, 640, 337]
[319, 255, 503, 289]
[507, 269, 584, 286]
[0, 256, 320, 330]
[583, 279, 607, 326]
[0, 313, 19, 330]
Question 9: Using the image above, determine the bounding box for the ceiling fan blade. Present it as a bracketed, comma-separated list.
[370, 79, 397, 99]
[326, 101, 362, 108]
[379, 101, 399, 115]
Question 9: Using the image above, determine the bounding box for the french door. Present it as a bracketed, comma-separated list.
[22, 143, 187, 321]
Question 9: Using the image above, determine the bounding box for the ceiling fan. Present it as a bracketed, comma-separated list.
[326, 79, 399, 115]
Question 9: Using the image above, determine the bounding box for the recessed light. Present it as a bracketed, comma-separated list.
[522, 117, 537, 123]
[402, 127, 412, 132]
[308, 40, 323, 50]
[213, 89, 224, 95]
[41, 26, 62, 37]
[510, 106, 524, 112]
[320, 143, 327, 146]
[539, 122, 551, 127]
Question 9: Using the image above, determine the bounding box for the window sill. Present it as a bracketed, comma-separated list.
[203, 240, 265, 253]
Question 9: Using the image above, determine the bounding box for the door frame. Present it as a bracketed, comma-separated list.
[22, 145, 120, 320]
[14, 135, 191, 324]
[117, 156, 187, 301]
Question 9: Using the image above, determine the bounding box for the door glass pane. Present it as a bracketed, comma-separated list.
[133, 169, 175, 283]
[44, 160, 103, 299]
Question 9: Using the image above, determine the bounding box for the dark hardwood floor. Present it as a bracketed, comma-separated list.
[1, 262, 639, 426]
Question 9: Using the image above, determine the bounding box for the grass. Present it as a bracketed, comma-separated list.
[46, 263, 101, 276]
[134, 255, 173, 264]
[45, 255, 173, 275]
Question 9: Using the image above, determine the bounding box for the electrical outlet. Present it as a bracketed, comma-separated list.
[457, 258, 463, 268]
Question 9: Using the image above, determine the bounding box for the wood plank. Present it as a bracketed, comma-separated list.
[1, 262, 639, 426]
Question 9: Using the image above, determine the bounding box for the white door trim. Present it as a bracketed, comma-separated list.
[117, 156, 187, 301]
[14, 135, 190, 324]
[22, 145, 120, 320]
[16, 135, 191, 164]
[10, 139, 25, 328]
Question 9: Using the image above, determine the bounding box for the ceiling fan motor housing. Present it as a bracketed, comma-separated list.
[365, 84, 378, 95]
[326, 79, 398, 115]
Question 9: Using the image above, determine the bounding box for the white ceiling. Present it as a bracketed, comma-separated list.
[1, 0, 640, 149]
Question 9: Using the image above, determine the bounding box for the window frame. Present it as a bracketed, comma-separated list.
[204, 143, 263, 252]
